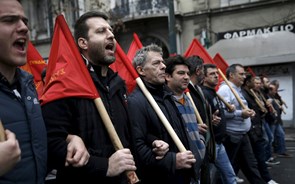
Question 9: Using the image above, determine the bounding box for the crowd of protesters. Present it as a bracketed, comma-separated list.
[0, 1, 292, 184]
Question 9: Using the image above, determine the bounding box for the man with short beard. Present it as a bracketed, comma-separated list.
[201, 64, 236, 184]
[42, 11, 137, 184]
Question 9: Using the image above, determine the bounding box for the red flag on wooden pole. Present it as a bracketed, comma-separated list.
[21, 41, 47, 98]
[127, 33, 143, 61]
[184, 38, 215, 64]
[213, 53, 228, 75]
[40, 15, 139, 183]
[40, 15, 99, 105]
[110, 43, 137, 93]
[246, 67, 256, 76]
[113, 43, 187, 152]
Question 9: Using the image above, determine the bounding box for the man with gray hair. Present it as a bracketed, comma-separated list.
[128, 44, 201, 184]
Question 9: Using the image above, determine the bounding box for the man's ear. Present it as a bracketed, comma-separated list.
[230, 72, 235, 79]
[196, 68, 201, 76]
[196, 66, 203, 76]
[136, 66, 145, 76]
[165, 73, 171, 82]
[78, 38, 87, 50]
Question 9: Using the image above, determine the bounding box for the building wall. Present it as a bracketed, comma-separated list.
[209, 2, 295, 43]
[21, 0, 295, 126]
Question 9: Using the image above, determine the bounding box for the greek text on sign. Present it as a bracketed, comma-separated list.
[219, 23, 295, 40]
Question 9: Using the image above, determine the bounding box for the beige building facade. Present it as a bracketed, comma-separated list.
[22, 0, 295, 127]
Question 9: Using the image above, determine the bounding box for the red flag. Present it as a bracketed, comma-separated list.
[21, 41, 47, 98]
[39, 16, 141, 182]
[246, 67, 256, 77]
[184, 38, 214, 64]
[113, 39, 189, 153]
[127, 33, 143, 61]
[110, 43, 138, 93]
[213, 53, 228, 75]
[40, 15, 99, 105]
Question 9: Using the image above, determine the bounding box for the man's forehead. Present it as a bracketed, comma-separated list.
[87, 17, 109, 25]
[0, 0, 25, 16]
[148, 52, 163, 61]
[207, 68, 217, 72]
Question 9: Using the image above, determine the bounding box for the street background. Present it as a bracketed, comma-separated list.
[240, 128, 295, 184]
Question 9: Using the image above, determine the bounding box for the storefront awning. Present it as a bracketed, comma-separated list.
[208, 31, 295, 66]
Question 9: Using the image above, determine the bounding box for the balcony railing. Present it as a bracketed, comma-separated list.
[110, 0, 169, 20]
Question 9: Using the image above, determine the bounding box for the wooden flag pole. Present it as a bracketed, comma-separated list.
[273, 98, 286, 115]
[135, 78, 187, 152]
[0, 120, 5, 142]
[217, 69, 247, 109]
[216, 93, 235, 112]
[250, 89, 268, 113]
[259, 90, 278, 117]
[186, 91, 204, 125]
[93, 98, 140, 184]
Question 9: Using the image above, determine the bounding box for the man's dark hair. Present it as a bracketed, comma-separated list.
[186, 55, 204, 76]
[270, 79, 279, 86]
[242, 73, 253, 87]
[203, 63, 217, 76]
[164, 55, 190, 75]
[259, 74, 268, 82]
[226, 63, 244, 79]
[74, 11, 109, 44]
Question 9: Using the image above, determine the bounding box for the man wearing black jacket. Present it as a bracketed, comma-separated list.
[128, 44, 201, 184]
[42, 11, 136, 184]
[242, 74, 278, 184]
[202, 64, 236, 184]
[186, 56, 216, 184]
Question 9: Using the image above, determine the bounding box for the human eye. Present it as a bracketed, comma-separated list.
[96, 27, 105, 33]
[0, 16, 17, 23]
[0, 15, 28, 26]
[152, 60, 161, 66]
[240, 73, 246, 76]
[178, 71, 185, 75]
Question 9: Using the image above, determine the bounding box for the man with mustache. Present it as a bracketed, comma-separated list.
[42, 11, 137, 184]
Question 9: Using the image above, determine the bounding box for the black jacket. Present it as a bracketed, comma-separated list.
[42, 65, 132, 184]
[188, 83, 215, 162]
[201, 86, 226, 144]
[0, 68, 47, 184]
[241, 88, 264, 142]
[128, 82, 201, 184]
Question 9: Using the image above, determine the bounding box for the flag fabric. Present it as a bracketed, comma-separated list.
[110, 42, 138, 93]
[213, 53, 228, 75]
[21, 41, 47, 98]
[246, 67, 256, 76]
[112, 37, 189, 154]
[184, 38, 215, 64]
[40, 15, 99, 105]
[127, 33, 143, 61]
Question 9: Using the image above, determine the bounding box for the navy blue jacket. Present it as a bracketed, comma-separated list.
[0, 68, 47, 184]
